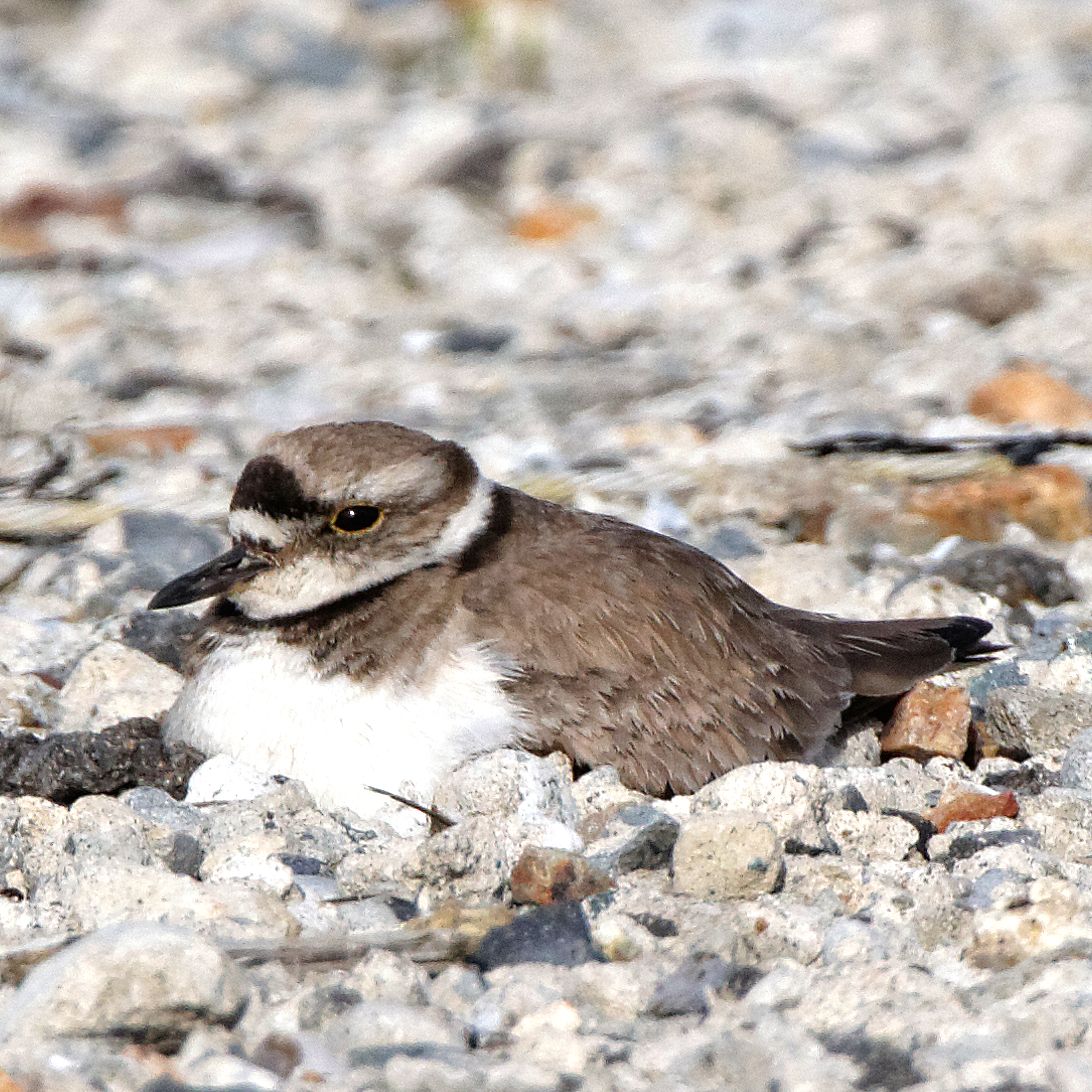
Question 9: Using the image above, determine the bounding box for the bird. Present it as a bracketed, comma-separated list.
[149, 420, 998, 818]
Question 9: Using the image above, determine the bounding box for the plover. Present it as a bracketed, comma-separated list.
[150, 420, 996, 816]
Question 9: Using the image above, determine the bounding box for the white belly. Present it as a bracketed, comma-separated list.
[164, 632, 523, 820]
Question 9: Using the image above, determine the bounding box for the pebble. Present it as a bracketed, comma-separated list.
[185, 753, 284, 803]
[508, 846, 612, 905]
[0, 717, 201, 804]
[672, 812, 784, 900]
[56, 642, 183, 733]
[0, 923, 247, 1046]
[969, 361, 1092, 428]
[581, 802, 680, 874]
[879, 682, 971, 762]
[933, 545, 1078, 607]
[647, 954, 761, 1017]
[470, 903, 604, 971]
[986, 686, 1092, 756]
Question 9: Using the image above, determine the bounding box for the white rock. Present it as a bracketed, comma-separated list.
[434, 748, 578, 829]
[0, 923, 247, 1045]
[186, 754, 283, 804]
[672, 812, 783, 900]
[57, 641, 182, 732]
[200, 832, 294, 897]
[824, 810, 921, 861]
[692, 762, 826, 848]
[36, 862, 297, 942]
[0, 611, 96, 678]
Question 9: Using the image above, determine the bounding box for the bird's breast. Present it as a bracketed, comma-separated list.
[163, 631, 524, 820]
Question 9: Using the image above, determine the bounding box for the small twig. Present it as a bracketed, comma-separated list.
[22, 446, 69, 497]
[0, 251, 139, 274]
[791, 430, 1092, 466]
[360, 784, 456, 831]
[190, 783, 456, 831]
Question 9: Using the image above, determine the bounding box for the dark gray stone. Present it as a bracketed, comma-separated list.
[0, 719, 202, 804]
[121, 609, 205, 671]
[440, 324, 515, 355]
[470, 903, 604, 970]
[585, 803, 680, 873]
[706, 521, 763, 560]
[945, 829, 1041, 862]
[120, 512, 224, 581]
[214, 13, 365, 87]
[648, 954, 762, 1017]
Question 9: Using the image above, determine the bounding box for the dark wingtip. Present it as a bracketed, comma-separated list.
[927, 616, 1007, 662]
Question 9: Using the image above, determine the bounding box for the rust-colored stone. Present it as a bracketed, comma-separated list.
[509, 846, 613, 906]
[880, 682, 971, 762]
[86, 425, 198, 458]
[969, 361, 1092, 426]
[925, 785, 1019, 833]
[907, 465, 1092, 542]
[0, 183, 129, 258]
[509, 200, 599, 243]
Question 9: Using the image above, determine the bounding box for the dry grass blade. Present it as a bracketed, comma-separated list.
[222, 926, 471, 969]
[0, 498, 120, 542]
[0, 934, 81, 985]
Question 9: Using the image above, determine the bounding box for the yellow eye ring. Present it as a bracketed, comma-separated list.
[330, 504, 385, 535]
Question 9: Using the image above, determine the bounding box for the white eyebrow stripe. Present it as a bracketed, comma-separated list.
[228, 508, 299, 547]
[433, 477, 494, 559]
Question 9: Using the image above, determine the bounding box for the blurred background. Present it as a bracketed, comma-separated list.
[2, 0, 1092, 639]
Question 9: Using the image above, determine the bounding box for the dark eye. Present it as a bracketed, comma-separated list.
[330, 504, 384, 535]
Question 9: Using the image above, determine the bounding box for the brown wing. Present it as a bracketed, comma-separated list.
[458, 489, 856, 796]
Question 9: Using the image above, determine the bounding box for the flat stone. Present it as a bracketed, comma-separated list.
[985, 686, 1092, 756]
[672, 812, 783, 900]
[925, 785, 1019, 834]
[647, 954, 762, 1017]
[0, 923, 247, 1047]
[933, 546, 1078, 607]
[0, 612, 96, 679]
[185, 754, 282, 803]
[945, 270, 1041, 328]
[824, 809, 922, 861]
[691, 762, 827, 849]
[433, 749, 578, 828]
[0, 718, 202, 804]
[323, 1000, 467, 1069]
[969, 362, 1092, 427]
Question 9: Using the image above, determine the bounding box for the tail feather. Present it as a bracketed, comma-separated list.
[774, 611, 1003, 697]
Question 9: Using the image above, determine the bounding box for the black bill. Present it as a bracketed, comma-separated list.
[148, 544, 272, 610]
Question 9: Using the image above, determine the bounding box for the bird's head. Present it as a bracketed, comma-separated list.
[149, 421, 493, 620]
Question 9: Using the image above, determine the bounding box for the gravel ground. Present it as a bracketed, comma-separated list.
[3, 1, 1092, 1089]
